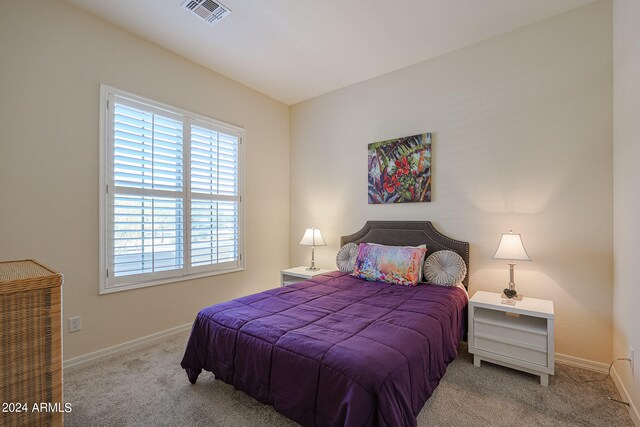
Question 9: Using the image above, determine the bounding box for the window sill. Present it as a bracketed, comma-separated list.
[99, 267, 245, 295]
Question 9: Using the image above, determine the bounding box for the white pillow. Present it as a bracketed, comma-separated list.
[336, 243, 359, 273]
[423, 250, 467, 287]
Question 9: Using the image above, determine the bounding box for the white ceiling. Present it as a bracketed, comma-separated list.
[65, 0, 597, 105]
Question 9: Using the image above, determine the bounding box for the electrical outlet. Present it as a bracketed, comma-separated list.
[630, 347, 635, 376]
[69, 316, 81, 333]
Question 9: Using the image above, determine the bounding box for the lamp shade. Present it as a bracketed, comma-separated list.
[299, 228, 326, 246]
[493, 231, 531, 261]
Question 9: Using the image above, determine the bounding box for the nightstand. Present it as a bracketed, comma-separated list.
[280, 266, 331, 286]
[468, 290, 554, 386]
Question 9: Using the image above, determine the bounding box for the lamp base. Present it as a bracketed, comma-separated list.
[306, 267, 320, 271]
[501, 291, 523, 305]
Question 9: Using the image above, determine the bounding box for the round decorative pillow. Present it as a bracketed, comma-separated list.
[336, 243, 359, 273]
[423, 250, 467, 286]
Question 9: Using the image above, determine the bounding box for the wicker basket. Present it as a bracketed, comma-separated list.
[0, 260, 63, 427]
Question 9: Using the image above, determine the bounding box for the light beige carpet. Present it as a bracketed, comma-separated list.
[64, 331, 633, 426]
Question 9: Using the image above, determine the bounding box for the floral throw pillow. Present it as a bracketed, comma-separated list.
[352, 243, 427, 286]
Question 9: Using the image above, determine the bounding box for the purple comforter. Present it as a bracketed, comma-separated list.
[181, 271, 468, 427]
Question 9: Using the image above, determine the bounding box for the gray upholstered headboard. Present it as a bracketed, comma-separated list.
[340, 221, 470, 289]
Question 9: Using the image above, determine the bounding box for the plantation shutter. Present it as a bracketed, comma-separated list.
[102, 86, 244, 293]
[190, 122, 241, 270]
[109, 97, 185, 284]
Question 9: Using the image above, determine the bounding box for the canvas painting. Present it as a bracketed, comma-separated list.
[368, 133, 432, 204]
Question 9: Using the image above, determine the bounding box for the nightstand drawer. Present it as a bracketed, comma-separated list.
[474, 321, 547, 349]
[475, 335, 548, 366]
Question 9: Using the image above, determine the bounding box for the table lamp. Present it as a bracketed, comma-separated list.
[300, 227, 326, 271]
[493, 230, 531, 303]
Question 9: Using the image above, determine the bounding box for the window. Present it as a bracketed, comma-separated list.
[99, 85, 243, 293]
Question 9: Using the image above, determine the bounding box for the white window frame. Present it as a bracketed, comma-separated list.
[99, 84, 244, 294]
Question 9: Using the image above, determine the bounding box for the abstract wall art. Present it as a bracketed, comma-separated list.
[368, 133, 431, 204]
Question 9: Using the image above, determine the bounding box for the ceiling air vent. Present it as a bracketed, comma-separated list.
[182, 0, 231, 25]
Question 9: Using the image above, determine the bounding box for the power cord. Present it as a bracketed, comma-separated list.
[562, 357, 631, 406]
[607, 396, 630, 406]
[563, 357, 629, 384]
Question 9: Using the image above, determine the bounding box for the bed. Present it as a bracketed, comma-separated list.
[181, 221, 469, 426]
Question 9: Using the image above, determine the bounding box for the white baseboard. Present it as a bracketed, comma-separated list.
[611, 366, 640, 427]
[63, 322, 192, 369]
[555, 352, 610, 373]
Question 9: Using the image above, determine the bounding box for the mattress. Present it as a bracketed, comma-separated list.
[180, 271, 468, 427]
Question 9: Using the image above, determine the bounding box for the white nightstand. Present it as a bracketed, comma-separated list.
[280, 266, 331, 286]
[468, 290, 554, 386]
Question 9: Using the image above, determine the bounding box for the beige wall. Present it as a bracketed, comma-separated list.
[0, 0, 616, 369]
[290, 1, 613, 363]
[0, 0, 290, 360]
[613, 0, 640, 420]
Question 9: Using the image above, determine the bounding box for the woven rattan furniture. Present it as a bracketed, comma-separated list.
[0, 260, 63, 427]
